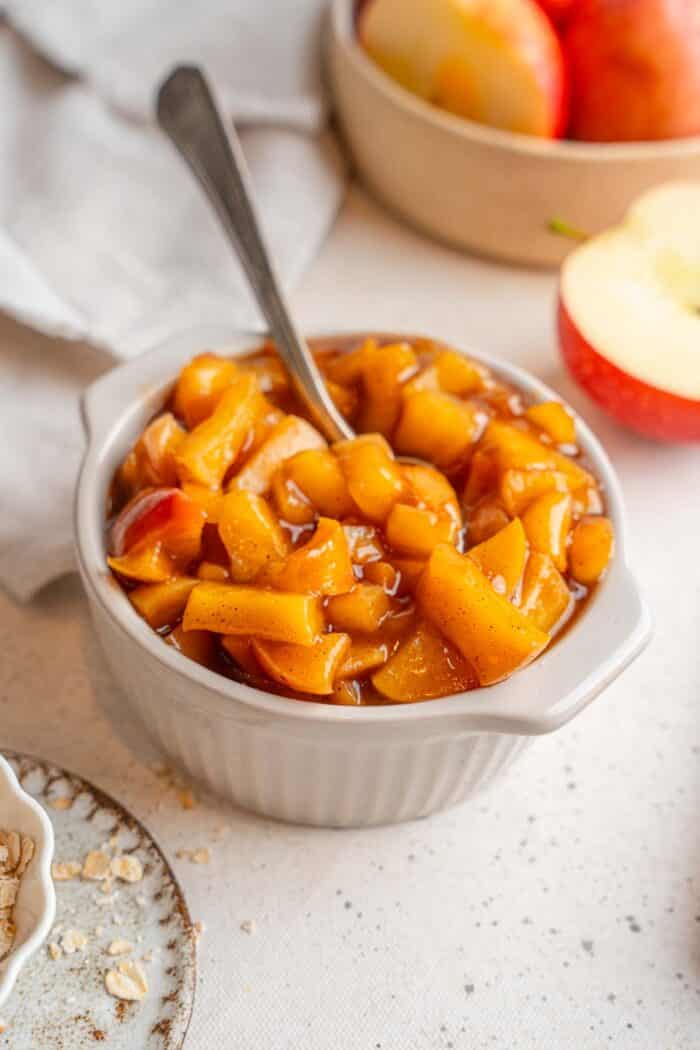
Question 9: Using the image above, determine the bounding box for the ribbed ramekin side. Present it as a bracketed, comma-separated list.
[88, 599, 529, 827]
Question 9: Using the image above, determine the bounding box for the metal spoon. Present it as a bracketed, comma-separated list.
[156, 65, 354, 444]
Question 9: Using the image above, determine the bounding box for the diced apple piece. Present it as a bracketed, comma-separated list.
[391, 557, 426, 593]
[385, 503, 458, 557]
[140, 413, 186, 480]
[572, 483, 604, 519]
[129, 577, 198, 629]
[245, 354, 289, 396]
[252, 633, 351, 695]
[118, 413, 186, 497]
[394, 390, 483, 468]
[417, 544, 550, 686]
[110, 488, 206, 567]
[342, 524, 385, 565]
[270, 470, 316, 526]
[569, 515, 614, 585]
[467, 518, 528, 599]
[331, 680, 363, 705]
[434, 349, 486, 395]
[230, 415, 326, 496]
[175, 373, 267, 488]
[362, 560, 401, 595]
[180, 483, 224, 523]
[499, 468, 569, 517]
[197, 561, 230, 582]
[525, 401, 576, 445]
[221, 635, 262, 675]
[164, 624, 214, 665]
[372, 619, 477, 702]
[337, 641, 391, 679]
[481, 421, 593, 490]
[358, 342, 418, 436]
[183, 582, 323, 645]
[273, 517, 355, 597]
[403, 365, 440, 397]
[324, 338, 378, 385]
[335, 435, 404, 523]
[284, 448, 355, 519]
[467, 499, 511, 546]
[173, 352, 240, 429]
[484, 385, 526, 420]
[218, 489, 288, 583]
[521, 491, 572, 572]
[463, 449, 499, 506]
[380, 603, 418, 641]
[326, 583, 394, 633]
[401, 464, 461, 523]
[520, 552, 572, 632]
[243, 401, 286, 457]
[107, 545, 175, 584]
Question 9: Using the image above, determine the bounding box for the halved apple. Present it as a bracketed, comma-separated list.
[359, 0, 567, 138]
[559, 182, 700, 442]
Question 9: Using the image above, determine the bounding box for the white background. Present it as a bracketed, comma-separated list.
[2, 186, 699, 1048]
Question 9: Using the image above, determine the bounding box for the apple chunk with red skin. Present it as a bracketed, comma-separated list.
[558, 182, 700, 442]
[359, 0, 568, 138]
[110, 487, 206, 565]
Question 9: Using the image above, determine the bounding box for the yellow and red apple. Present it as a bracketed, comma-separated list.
[559, 182, 700, 442]
[533, 0, 576, 27]
[359, 0, 568, 138]
[565, 0, 700, 142]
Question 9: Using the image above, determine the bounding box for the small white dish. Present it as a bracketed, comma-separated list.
[0, 755, 55, 1009]
[0, 754, 195, 1046]
[328, 0, 700, 267]
[74, 326, 651, 827]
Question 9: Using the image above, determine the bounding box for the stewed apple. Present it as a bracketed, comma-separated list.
[107, 337, 614, 704]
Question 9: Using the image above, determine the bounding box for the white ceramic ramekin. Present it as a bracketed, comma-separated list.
[328, 0, 700, 267]
[74, 327, 651, 827]
[0, 755, 56, 1008]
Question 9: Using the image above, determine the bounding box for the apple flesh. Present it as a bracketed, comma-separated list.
[359, 0, 567, 138]
[558, 182, 700, 442]
[565, 0, 700, 142]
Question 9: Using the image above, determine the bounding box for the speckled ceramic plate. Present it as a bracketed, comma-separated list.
[0, 753, 196, 1048]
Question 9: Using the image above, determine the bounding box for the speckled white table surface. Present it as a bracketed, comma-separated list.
[1, 187, 699, 1049]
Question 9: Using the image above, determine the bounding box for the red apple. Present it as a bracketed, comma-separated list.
[359, 0, 568, 138]
[534, 0, 576, 27]
[558, 182, 700, 442]
[111, 487, 206, 564]
[565, 0, 700, 142]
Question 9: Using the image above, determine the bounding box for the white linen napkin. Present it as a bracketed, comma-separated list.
[0, 2, 346, 601]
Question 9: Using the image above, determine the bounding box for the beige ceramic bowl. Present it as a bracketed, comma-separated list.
[328, 0, 700, 267]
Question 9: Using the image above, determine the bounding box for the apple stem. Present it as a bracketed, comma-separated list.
[548, 217, 590, 242]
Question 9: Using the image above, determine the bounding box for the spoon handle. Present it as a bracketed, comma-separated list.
[156, 65, 353, 443]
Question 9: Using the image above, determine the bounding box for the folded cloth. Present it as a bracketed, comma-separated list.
[0, 1, 346, 601]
